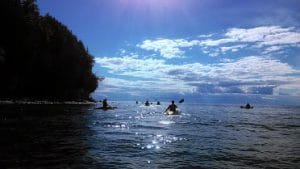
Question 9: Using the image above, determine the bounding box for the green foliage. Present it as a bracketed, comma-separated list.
[0, 0, 98, 101]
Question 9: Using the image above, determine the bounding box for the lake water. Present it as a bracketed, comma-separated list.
[0, 102, 299, 169]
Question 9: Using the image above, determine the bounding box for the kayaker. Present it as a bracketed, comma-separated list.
[240, 103, 253, 109]
[165, 100, 177, 112]
[245, 103, 251, 109]
[103, 98, 109, 108]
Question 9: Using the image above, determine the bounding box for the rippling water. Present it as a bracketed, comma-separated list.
[1, 102, 299, 168]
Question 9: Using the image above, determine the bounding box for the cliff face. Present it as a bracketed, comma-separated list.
[0, 0, 98, 101]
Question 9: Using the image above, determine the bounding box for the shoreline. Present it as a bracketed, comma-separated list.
[0, 100, 96, 105]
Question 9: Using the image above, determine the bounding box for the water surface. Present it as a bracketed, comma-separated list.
[0, 102, 299, 168]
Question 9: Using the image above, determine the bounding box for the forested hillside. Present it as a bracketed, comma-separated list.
[0, 0, 98, 101]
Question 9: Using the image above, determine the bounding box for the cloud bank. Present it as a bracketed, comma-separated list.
[137, 26, 300, 57]
[94, 26, 300, 98]
[95, 55, 300, 96]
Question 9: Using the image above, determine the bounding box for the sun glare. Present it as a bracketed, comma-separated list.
[119, 0, 181, 11]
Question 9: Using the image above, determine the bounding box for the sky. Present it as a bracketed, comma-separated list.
[37, 0, 300, 104]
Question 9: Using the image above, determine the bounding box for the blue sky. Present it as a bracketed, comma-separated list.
[37, 0, 300, 103]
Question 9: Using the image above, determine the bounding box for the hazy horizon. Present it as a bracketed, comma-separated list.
[91, 93, 300, 106]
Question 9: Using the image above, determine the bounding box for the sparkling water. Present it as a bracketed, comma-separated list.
[1, 102, 299, 168]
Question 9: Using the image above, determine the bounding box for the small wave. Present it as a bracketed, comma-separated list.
[132, 124, 166, 130]
[103, 122, 129, 129]
[277, 124, 300, 129]
[240, 147, 261, 152]
[238, 122, 276, 131]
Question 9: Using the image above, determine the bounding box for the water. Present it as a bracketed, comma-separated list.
[0, 102, 299, 169]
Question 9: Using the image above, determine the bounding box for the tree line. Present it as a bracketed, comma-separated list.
[0, 0, 98, 101]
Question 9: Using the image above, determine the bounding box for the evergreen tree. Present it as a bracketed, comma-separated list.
[0, 0, 98, 101]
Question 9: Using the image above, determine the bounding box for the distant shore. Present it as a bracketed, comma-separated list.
[0, 100, 96, 105]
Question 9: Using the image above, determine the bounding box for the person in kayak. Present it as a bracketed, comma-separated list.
[95, 98, 116, 110]
[240, 103, 253, 109]
[165, 100, 177, 112]
[103, 98, 109, 108]
[245, 103, 251, 109]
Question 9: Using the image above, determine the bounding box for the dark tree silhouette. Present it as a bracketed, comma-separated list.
[0, 0, 98, 101]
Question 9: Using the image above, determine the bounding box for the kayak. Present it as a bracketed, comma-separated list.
[165, 110, 180, 115]
[240, 106, 253, 109]
[95, 106, 117, 110]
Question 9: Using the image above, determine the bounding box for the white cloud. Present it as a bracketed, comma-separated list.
[95, 55, 300, 96]
[198, 33, 214, 38]
[97, 77, 197, 95]
[208, 51, 220, 57]
[137, 39, 199, 58]
[261, 31, 300, 46]
[273, 79, 300, 96]
[220, 58, 234, 63]
[199, 38, 235, 47]
[225, 26, 293, 43]
[119, 49, 127, 54]
[94, 25, 300, 96]
[263, 46, 284, 54]
[137, 26, 300, 58]
[199, 26, 300, 56]
[199, 26, 300, 47]
[216, 56, 297, 82]
[95, 56, 166, 75]
[220, 45, 247, 53]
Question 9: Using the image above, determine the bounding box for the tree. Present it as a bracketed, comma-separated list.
[0, 0, 98, 101]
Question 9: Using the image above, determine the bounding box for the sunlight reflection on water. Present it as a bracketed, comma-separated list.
[87, 102, 300, 168]
[1, 103, 299, 168]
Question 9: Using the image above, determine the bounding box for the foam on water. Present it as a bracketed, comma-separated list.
[158, 120, 175, 125]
